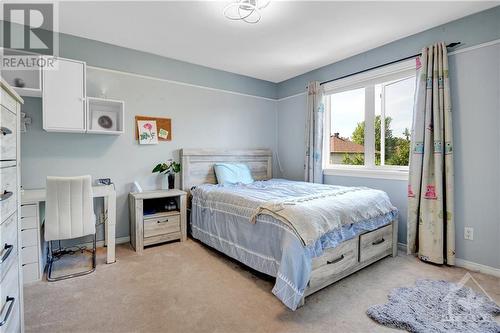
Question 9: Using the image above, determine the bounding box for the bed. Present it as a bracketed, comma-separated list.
[180, 149, 398, 310]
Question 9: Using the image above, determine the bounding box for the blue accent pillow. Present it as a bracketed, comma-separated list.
[214, 163, 254, 185]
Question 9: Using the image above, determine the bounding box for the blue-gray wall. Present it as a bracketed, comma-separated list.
[276, 6, 500, 268]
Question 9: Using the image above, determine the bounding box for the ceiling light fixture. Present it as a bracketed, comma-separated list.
[223, 0, 271, 24]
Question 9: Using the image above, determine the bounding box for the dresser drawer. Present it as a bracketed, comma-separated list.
[0, 297, 19, 333]
[309, 237, 358, 289]
[21, 228, 38, 248]
[22, 262, 39, 284]
[0, 260, 20, 333]
[21, 204, 37, 218]
[359, 224, 393, 263]
[0, 166, 17, 224]
[0, 106, 17, 161]
[0, 212, 18, 282]
[144, 214, 180, 238]
[0, 89, 17, 114]
[21, 245, 38, 265]
[21, 216, 37, 230]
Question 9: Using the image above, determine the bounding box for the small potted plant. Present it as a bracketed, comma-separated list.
[152, 160, 181, 189]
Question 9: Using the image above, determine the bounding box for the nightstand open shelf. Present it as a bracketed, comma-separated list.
[129, 189, 187, 253]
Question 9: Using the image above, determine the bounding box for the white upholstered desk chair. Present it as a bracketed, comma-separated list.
[45, 175, 96, 281]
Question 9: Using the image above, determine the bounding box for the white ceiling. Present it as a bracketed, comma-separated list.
[57, 1, 499, 83]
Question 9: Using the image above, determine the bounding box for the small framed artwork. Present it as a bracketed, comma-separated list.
[137, 120, 158, 145]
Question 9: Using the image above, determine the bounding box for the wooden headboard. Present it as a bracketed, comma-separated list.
[180, 149, 273, 192]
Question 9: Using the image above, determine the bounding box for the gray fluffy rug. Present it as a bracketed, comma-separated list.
[367, 279, 500, 333]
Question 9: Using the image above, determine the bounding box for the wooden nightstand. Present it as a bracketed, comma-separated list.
[129, 189, 187, 253]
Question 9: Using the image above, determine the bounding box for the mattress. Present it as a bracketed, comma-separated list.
[191, 179, 398, 310]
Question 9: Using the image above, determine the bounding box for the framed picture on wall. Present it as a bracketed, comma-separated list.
[137, 120, 158, 145]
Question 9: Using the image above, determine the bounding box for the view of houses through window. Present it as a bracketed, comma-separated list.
[328, 75, 415, 168]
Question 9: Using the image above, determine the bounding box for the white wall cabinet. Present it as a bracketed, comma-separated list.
[42, 58, 86, 133]
[0, 48, 43, 98]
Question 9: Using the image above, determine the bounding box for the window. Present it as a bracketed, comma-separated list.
[323, 59, 416, 180]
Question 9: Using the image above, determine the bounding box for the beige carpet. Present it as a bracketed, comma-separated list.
[24, 239, 500, 333]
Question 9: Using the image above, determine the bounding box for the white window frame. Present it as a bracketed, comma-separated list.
[323, 59, 415, 181]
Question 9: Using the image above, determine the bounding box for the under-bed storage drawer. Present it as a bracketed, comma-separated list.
[359, 224, 393, 263]
[309, 237, 358, 289]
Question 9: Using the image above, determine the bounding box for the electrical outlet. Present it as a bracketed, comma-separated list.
[464, 227, 474, 240]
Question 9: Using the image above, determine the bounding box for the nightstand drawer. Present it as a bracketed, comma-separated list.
[144, 214, 180, 238]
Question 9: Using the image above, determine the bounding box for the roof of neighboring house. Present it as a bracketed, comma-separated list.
[330, 134, 364, 153]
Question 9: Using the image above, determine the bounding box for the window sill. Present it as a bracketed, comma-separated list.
[323, 167, 409, 181]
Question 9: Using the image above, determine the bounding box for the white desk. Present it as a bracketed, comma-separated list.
[21, 185, 117, 265]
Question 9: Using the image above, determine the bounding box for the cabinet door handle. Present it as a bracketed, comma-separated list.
[0, 244, 13, 264]
[372, 238, 385, 246]
[157, 219, 169, 224]
[0, 297, 15, 327]
[0, 191, 13, 202]
[327, 254, 344, 265]
[0, 127, 12, 136]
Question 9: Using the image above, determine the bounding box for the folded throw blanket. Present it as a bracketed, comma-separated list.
[250, 187, 396, 246]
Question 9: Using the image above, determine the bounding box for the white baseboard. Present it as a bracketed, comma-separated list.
[455, 258, 500, 278]
[397, 242, 500, 277]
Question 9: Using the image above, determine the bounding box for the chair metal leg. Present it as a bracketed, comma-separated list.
[46, 234, 97, 282]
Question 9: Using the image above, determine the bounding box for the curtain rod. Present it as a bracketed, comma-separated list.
[320, 42, 461, 86]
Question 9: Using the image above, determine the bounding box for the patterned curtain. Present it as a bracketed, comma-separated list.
[407, 42, 455, 265]
[304, 81, 325, 183]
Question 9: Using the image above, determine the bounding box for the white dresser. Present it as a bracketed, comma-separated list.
[0, 77, 24, 332]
